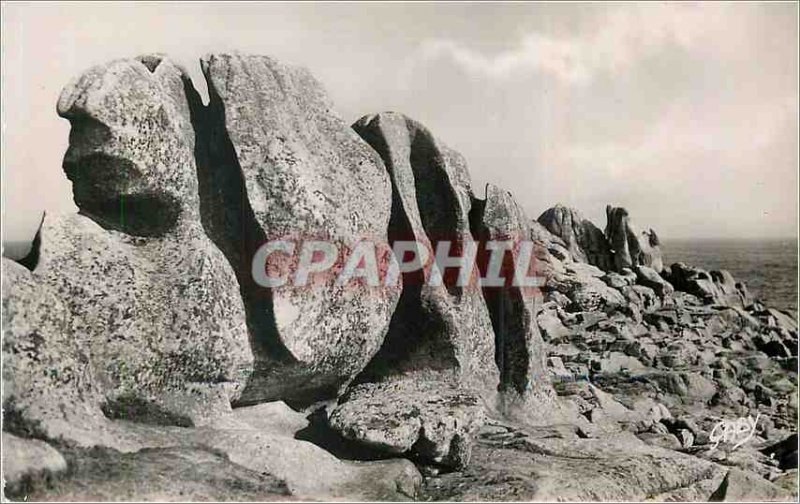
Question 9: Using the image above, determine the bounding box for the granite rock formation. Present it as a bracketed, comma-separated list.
[1, 53, 797, 502]
[6, 57, 253, 449]
[329, 112, 499, 469]
[473, 184, 555, 410]
[538, 204, 614, 270]
[191, 54, 399, 406]
[605, 205, 664, 273]
[668, 262, 755, 308]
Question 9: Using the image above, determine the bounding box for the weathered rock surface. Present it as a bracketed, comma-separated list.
[2, 52, 797, 502]
[329, 381, 485, 469]
[194, 54, 398, 404]
[2, 258, 109, 444]
[328, 112, 498, 468]
[537, 204, 613, 270]
[635, 265, 675, 298]
[1, 433, 67, 496]
[708, 468, 792, 502]
[421, 421, 791, 501]
[545, 264, 628, 314]
[350, 112, 497, 392]
[605, 205, 664, 273]
[668, 262, 754, 308]
[38, 55, 253, 410]
[473, 184, 555, 408]
[5, 401, 422, 502]
[7, 446, 291, 502]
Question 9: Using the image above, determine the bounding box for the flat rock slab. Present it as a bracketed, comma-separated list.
[3, 401, 421, 502]
[421, 422, 790, 501]
[7, 446, 291, 502]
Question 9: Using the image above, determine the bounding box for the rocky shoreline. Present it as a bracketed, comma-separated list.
[2, 53, 797, 501]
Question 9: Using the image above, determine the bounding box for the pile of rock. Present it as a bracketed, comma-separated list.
[2, 53, 796, 501]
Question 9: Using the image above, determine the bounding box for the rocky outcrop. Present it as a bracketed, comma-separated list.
[192, 54, 398, 404]
[604, 205, 664, 273]
[537, 204, 613, 270]
[328, 112, 497, 469]
[2, 257, 112, 445]
[544, 262, 628, 314]
[668, 262, 754, 308]
[329, 381, 485, 470]
[36, 56, 254, 414]
[635, 265, 674, 299]
[473, 184, 555, 411]
[2, 52, 797, 502]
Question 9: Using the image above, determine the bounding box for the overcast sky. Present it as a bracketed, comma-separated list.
[2, 2, 798, 243]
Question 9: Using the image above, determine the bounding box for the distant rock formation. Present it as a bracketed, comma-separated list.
[667, 262, 754, 308]
[605, 205, 664, 273]
[537, 204, 613, 270]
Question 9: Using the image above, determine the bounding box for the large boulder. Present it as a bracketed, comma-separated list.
[604, 205, 664, 273]
[349, 112, 498, 391]
[537, 204, 613, 270]
[635, 265, 674, 299]
[33, 56, 254, 416]
[1, 419, 68, 491]
[545, 269, 628, 314]
[329, 112, 499, 468]
[191, 53, 398, 404]
[1, 258, 112, 444]
[329, 381, 485, 470]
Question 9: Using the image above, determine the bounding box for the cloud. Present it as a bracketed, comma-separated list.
[415, 3, 745, 85]
[561, 93, 799, 175]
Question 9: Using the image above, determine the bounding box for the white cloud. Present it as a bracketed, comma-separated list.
[416, 3, 745, 85]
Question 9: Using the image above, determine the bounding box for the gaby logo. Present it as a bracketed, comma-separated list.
[250, 238, 544, 291]
[708, 413, 761, 452]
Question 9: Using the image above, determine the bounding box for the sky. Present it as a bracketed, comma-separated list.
[1, 2, 798, 244]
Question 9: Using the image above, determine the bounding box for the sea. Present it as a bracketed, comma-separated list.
[662, 238, 798, 315]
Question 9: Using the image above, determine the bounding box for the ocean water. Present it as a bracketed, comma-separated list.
[662, 238, 798, 314]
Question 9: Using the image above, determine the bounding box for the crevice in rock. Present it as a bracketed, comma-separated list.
[181, 65, 297, 400]
[408, 127, 464, 297]
[354, 283, 458, 384]
[293, 408, 399, 461]
[101, 395, 193, 428]
[136, 55, 163, 73]
[469, 192, 531, 396]
[348, 119, 458, 384]
[17, 212, 44, 271]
